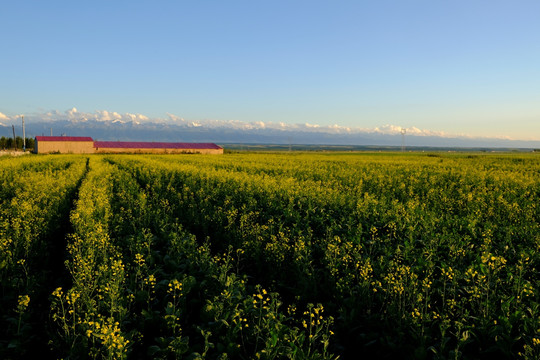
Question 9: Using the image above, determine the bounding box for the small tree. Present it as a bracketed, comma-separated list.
[15, 136, 24, 149]
[26, 138, 35, 150]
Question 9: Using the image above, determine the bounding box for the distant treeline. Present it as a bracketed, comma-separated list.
[0, 136, 35, 150]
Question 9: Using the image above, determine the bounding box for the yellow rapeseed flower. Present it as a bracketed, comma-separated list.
[18, 295, 30, 309]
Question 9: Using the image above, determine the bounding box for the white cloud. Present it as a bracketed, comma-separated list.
[66, 107, 78, 117]
[166, 113, 186, 123]
[373, 125, 402, 134]
[125, 113, 149, 123]
[6, 107, 535, 142]
[369, 124, 451, 138]
[254, 121, 266, 129]
[35, 108, 154, 125]
[95, 110, 122, 122]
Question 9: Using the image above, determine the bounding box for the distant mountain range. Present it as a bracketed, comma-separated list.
[1, 108, 539, 149]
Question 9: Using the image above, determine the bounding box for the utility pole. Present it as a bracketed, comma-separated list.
[22, 115, 26, 151]
[12, 125, 16, 150]
[401, 128, 406, 152]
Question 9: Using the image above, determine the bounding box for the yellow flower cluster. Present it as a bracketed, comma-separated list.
[144, 274, 156, 288]
[252, 288, 270, 308]
[110, 258, 124, 277]
[356, 260, 373, 282]
[304, 304, 325, 328]
[441, 267, 454, 281]
[66, 289, 80, 306]
[422, 277, 432, 290]
[383, 264, 415, 296]
[232, 314, 249, 330]
[482, 253, 507, 270]
[17, 294, 30, 312]
[521, 281, 535, 298]
[86, 317, 130, 354]
[168, 279, 183, 293]
[52, 287, 63, 298]
[411, 308, 421, 319]
[134, 253, 145, 267]
[464, 267, 479, 281]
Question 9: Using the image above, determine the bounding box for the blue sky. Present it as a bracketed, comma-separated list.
[1, 0, 539, 140]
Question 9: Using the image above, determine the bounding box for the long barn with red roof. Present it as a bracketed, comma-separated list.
[34, 136, 223, 154]
[35, 136, 95, 154]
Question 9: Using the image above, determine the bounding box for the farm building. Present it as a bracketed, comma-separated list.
[94, 141, 223, 154]
[34, 136, 94, 154]
[34, 136, 223, 154]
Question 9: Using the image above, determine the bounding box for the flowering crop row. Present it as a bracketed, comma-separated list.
[50, 157, 131, 359]
[0, 156, 87, 356]
[48, 157, 336, 359]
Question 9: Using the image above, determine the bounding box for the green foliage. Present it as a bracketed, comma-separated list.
[0, 136, 34, 150]
[1, 152, 539, 359]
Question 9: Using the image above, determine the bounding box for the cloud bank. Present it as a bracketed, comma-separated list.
[0, 112, 9, 127]
[1, 108, 449, 136]
[1, 108, 538, 148]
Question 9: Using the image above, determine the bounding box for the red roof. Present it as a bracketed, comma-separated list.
[35, 136, 93, 142]
[94, 141, 222, 150]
